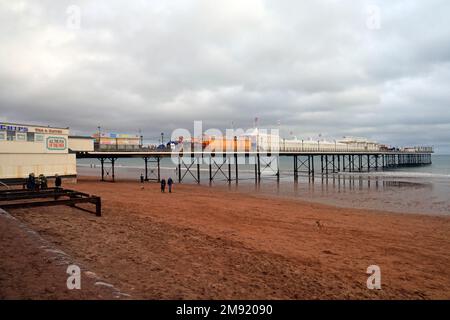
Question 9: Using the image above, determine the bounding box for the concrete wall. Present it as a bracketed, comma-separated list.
[0, 153, 76, 179]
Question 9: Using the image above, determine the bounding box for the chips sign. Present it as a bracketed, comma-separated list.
[46, 136, 67, 150]
[0, 124, 28, 132]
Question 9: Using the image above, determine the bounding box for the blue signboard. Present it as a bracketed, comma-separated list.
[0, 124, 28, 132]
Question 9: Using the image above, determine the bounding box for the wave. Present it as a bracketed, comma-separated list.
[337, 171, 450, 180]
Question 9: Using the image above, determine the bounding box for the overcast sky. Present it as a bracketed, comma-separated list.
[0, 0, 449, 151]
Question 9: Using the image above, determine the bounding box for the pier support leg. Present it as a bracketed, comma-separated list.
[254, 156, 258, 183]
[209, 158, 213, 182]
[100, 158, 105, 181]
[144, 157, 149, 181]
[235, 153, 238, 183]
[277, 155, 280, 181]
[332, 155, 335, 173]
[321, 155, 324, 174]
[157, 157, 161, 182]
[228, 156, 231, 183]
[257, 154, 261, 181]
[197, 157, 200, 184]
[308, 155, 312, 176]
[110, 158, 116, 182]
[294, 155, 298, 181]
[178, 157, 181, 183]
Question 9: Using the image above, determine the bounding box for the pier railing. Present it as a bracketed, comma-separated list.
[278, 146, 433, 153]
[91, 145, 434, 154]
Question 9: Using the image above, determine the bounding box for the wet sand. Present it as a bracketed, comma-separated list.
[1, 176, 450, 299]
[78, 164, 450, 215]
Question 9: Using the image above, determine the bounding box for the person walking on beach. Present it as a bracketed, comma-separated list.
[140, 173, 145, 189]
[167, 177, 173, 193]
[160, 178, 166, 193]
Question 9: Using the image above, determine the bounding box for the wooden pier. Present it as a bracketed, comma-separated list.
[76, 149, 433, 183]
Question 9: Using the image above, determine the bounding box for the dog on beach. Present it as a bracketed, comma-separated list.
[316, 220, 324, 229]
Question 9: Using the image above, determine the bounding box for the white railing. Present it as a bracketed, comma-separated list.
[278, 146, 433, 153]
[87, 142, 434, 154]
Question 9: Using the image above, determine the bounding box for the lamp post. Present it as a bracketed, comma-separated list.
[139, 129, 143, 148]
[97, 126, 101, 151]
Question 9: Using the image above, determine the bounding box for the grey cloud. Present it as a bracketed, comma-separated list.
[0, 0, 449, 151]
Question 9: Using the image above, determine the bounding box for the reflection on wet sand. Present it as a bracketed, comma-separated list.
[245, 173, 431, 191]
[78, 165, 448, 216]
[221, 173, 445, 216]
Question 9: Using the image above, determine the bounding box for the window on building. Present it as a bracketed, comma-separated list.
[0, 131, 5, 140]
[16, 133, 26, 141]
[27, 132, 35, 142]
[6, 131, 16, 141]
[35, 134, 44, 142]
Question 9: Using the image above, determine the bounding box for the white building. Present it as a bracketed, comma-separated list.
[0, 122, 93, 183]
[337, 137, 380, 151]
[240, 128, 281, 152]
[279, 136, 381, 152]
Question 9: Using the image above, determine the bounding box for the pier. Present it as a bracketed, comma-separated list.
[76, 148, 433, 183]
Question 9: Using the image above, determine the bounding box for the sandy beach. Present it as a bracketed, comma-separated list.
[1, 176, 450, 299]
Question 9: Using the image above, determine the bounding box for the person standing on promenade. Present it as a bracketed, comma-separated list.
[26, 173, 35, 190]
[30, 173, 36, 190]
[167, 177, 173, 193]
[160, 178, 166, 193]
[39, 174, 48, 189]
[55, 174, 62, 189]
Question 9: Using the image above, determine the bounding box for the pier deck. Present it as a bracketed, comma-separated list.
[76, 149, 433, 183]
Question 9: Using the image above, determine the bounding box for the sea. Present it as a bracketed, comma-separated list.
[77, 155, 450, 216]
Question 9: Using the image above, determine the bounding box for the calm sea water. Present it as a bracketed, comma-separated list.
[77, 155, 450, 216]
